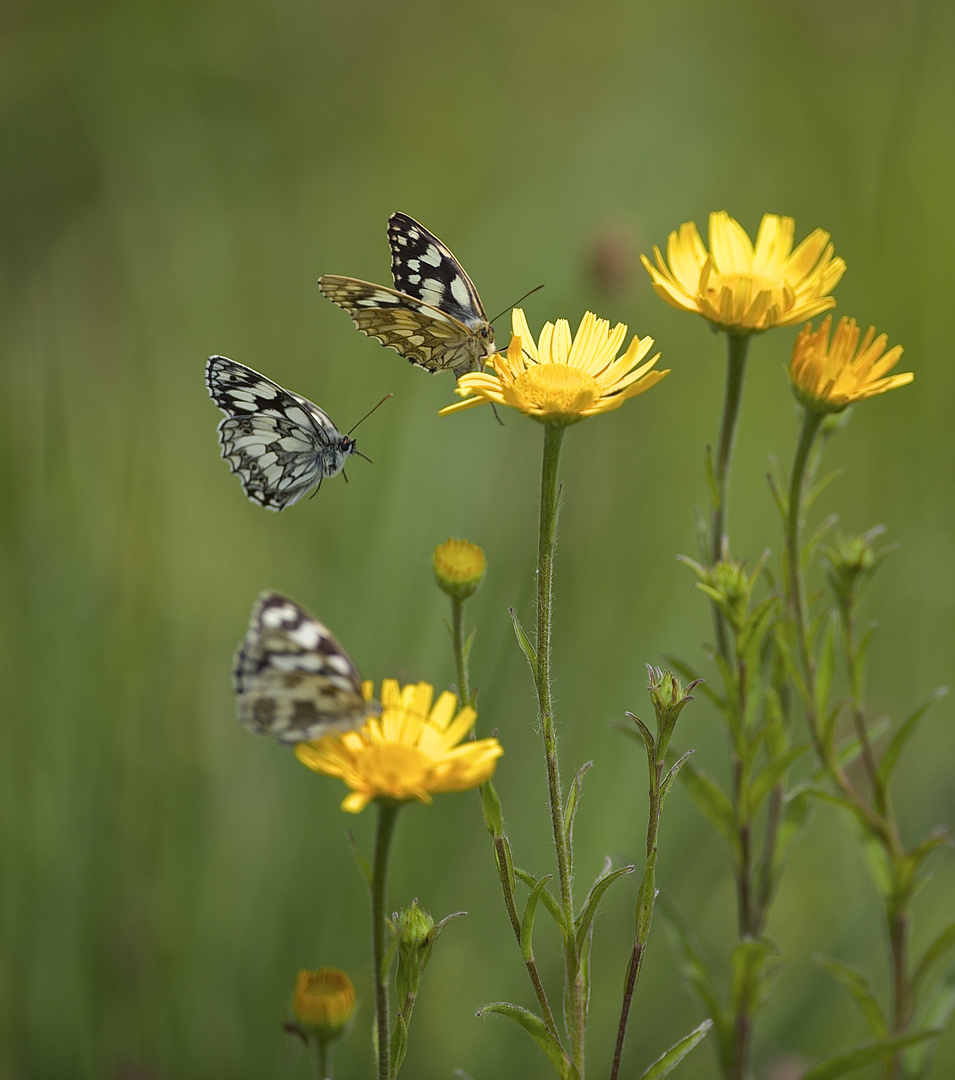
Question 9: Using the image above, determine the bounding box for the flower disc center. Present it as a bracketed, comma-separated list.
[512, 364, 600, 414]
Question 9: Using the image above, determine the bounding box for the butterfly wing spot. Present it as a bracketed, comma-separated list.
[206, 356, 356, 510]
[234, 592, 379, 743]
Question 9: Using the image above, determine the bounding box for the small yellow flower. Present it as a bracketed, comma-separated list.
[440, 308, 668, 425]
[641, 211, 846, 333]
[295, 680, 502, 813]
[789, 315, 913, 413]
[292, 968, 356, 1039]
[433, 538, 486, 600]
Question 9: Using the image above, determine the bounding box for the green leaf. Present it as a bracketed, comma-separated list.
[730, 938, 779, 1019]
[799, 1028, 941, 1080]
[575, 862, 634, 955]
[772, 784, 816, 873]
[814, 614, 837, 733]
[515, 867, 565, 932]
[509, 607, 537, 675]
[814, 955, 886, 1037]
[877, 687, 948, 790]
[638, 1018, 713, 1080]
[907, 974, 955, 1077]
[345, 830, 373, 887]
[748, 744, 811, 815]
[495, 834, 516, 894]
[913, 920, 955, 993]
[476, 1002, 577, 1080]
[480, 779, 504, 838]
[563, 762, 593, 868]
[679, 763, 737, 850]
[520, 875, 554, 962]
[390, 1013, 409, 1079]
[660, 749, 694, 802]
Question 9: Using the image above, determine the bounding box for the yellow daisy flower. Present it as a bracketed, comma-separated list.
[295, 680, 502, 813]
[641, 211, 846, 333]
[440, 308, 668, 424]
[789, 315, 913, 413]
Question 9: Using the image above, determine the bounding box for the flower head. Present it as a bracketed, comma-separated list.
[432, 538, 486, 600]
[789, 315, 913, 413]
[295, 680, 502, 813]
[641, 212, 846, 333]
[292, 968, 356, 1040]
[440, 308, 668, 425]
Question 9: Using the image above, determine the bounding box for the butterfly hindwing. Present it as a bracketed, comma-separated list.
[318, 212, 495, 377]
[205, 356, 356, 511]
[234, 591, 379, 743]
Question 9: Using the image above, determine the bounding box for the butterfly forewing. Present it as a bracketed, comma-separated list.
[206, 356, 356, 510]
[318, 212, 496, 377]
[234, 592, 379, 744]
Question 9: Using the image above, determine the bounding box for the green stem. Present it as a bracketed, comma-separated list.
[534, 423, 583, 1073]
[450, 596, 472, 710]
[785, 408, 824, 677]
[312, 1039, 331, 1080]
[371, 802, 400, 1080]
[711, 334, 752, 656]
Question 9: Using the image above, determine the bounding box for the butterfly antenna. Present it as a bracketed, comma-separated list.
[347, 393, 393, 436]
[489, 283, 545, 326]
[353, 451, 374, 464]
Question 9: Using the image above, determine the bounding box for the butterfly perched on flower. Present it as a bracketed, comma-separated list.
[205, 356, 359, 510]
[233, 591, 380, 744]
[318, 212, 496, 378]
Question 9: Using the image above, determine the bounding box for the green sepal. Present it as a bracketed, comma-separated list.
[799, 1028, 941, 1080]
[520, 875, 554, 962]
[515, 867, 564, 933]
[480, 779, 504, 838]
[877, 687, 948, 790]
[638, 1018, 713, 1080]
[575, 861, 634, 955]
[509, 607, 537, 676]
[814, 954, 887, 1037]
[476, 1002, 577, 1080]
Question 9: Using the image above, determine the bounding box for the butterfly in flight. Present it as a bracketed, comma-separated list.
[206, 356, 361, 511]
[318, 211, 497, 378]
[233, 591, 380, 743]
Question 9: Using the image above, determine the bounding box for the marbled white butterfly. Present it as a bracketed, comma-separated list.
[206, 356, 358, 511]
[234, 591, 380, 743]
[318, 212, 496, 377]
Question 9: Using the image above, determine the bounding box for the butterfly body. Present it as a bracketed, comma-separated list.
[318, 212, 495, 377]
[206, 356, 356, 510]
[234, 592, 380, 743]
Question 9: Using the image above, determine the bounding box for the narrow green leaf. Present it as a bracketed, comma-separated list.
[509, 607, 537, 675]
[345, 830, 373, 887]
[563, 761, 593, 859]
[799, 1029, 941, 1080]
[730, 938, 778, 1019]
[913, 921, 955, 993]
[575, 863, 634, 955]
[515, 867, 565, 932]
[390, 1013, 409, 1079]
[773, 785, 815, 875]
[476, 1002, 576, 1080]
[520, 875, 554, 962]
[877, 687, 948, 790]
[495, 834, 516, 894]
[679, 763, 737, 850]
[907, 974, 955, 1076]
[814, 955, 886, 1037]
[814, 615, 837, 734]
[748, 744, 811, 814]
[660, 749, 694, 802]
[638, 1019, 713, 1080]
[480, 779, 504, 837]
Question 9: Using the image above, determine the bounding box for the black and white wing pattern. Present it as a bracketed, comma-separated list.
[318, 212, 496, 378]
[206, 356, 357, 511]
[234, 591, 380, 743]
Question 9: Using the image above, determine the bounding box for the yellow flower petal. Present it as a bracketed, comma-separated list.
[441, 308, 668, 424]
[641, 211, 846, 334]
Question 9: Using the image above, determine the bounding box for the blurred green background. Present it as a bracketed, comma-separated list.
[3, 0, 954, 1077]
